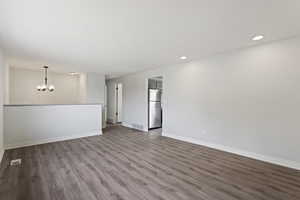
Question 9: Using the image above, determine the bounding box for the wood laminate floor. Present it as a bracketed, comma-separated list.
[0, 126, 300, 200]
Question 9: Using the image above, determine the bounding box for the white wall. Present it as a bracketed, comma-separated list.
[4, 104, 102, 149]
[85, 73, 105, 104]
[107, 36, 300, 169]
[106, 80, 116, 123]
[0, 48, 5, 162]
[9, 67, 81, 104]
[78, 74, 87, 103]
[4, 62, 9, 104]
[85, 73, 106, 127]
[8, 68, 106, 106]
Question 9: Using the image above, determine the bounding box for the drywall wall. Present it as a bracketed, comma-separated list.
[78, 74, 87, 103]
[107, 36, 300, 169]
[106, 80, 116, 123]
[4, 104, 102, 149]
[4, 62, 9, 104]
[85, 73, 105, 104]
[9, 67, 81, 104]
[0, 48, 4, 162]
[85, 73, 106, 128]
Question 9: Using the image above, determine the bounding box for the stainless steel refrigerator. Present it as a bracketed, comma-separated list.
[148, 89, 162, 129]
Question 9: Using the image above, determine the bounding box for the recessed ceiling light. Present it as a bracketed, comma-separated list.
[69, 72, 79, 75]
[252, 35, 264, 41]
[180, 56, 187, 60]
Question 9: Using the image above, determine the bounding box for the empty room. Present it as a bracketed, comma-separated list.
[1, 0, 300, 200]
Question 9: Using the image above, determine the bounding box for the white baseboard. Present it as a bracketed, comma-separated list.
[5, 131, 102, 150]
[122, 122, 137, 130]
[163, 132, 300, 171]
[122, 122, 148, 132]
[0, 149, 4, 164]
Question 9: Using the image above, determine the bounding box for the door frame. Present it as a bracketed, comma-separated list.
[115, 83, 123, 123]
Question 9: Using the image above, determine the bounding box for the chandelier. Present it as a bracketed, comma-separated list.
[36, 66, 55, 92]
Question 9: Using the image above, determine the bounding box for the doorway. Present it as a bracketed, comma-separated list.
[115, 83, 123, 123]
[148, 76, 163, 133]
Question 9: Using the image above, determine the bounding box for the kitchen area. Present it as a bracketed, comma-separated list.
[148, 76, 163, 131]
[3, 66, 106, 149]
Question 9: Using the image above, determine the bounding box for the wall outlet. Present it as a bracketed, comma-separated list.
[10, 159, 22, 166]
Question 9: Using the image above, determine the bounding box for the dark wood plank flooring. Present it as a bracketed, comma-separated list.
[0, 126, 300, 200]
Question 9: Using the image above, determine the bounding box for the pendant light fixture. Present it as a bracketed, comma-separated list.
[36, 66, 55, 92]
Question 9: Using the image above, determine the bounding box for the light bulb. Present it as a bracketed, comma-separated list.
[48, 85, 55, 92]
[180, 56, 187, 60]
[252, 35, 264, 41]
[37, 85, 42, 91]
[69, 72, 79, 75]
[41, 84, 47, 91]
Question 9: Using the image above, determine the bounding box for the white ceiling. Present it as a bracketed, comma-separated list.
[1, 0, 300, 78]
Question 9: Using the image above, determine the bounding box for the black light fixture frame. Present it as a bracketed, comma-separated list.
[37, 66, 55, 92]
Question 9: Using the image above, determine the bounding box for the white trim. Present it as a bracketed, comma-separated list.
[0, 149, 4, 164]
[121, 122, 131, 128]
[162, 132, 300, 170]
[122, 122, 137, 130]
[5, 131, 102, 150]
[122, 122, 148, 132]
